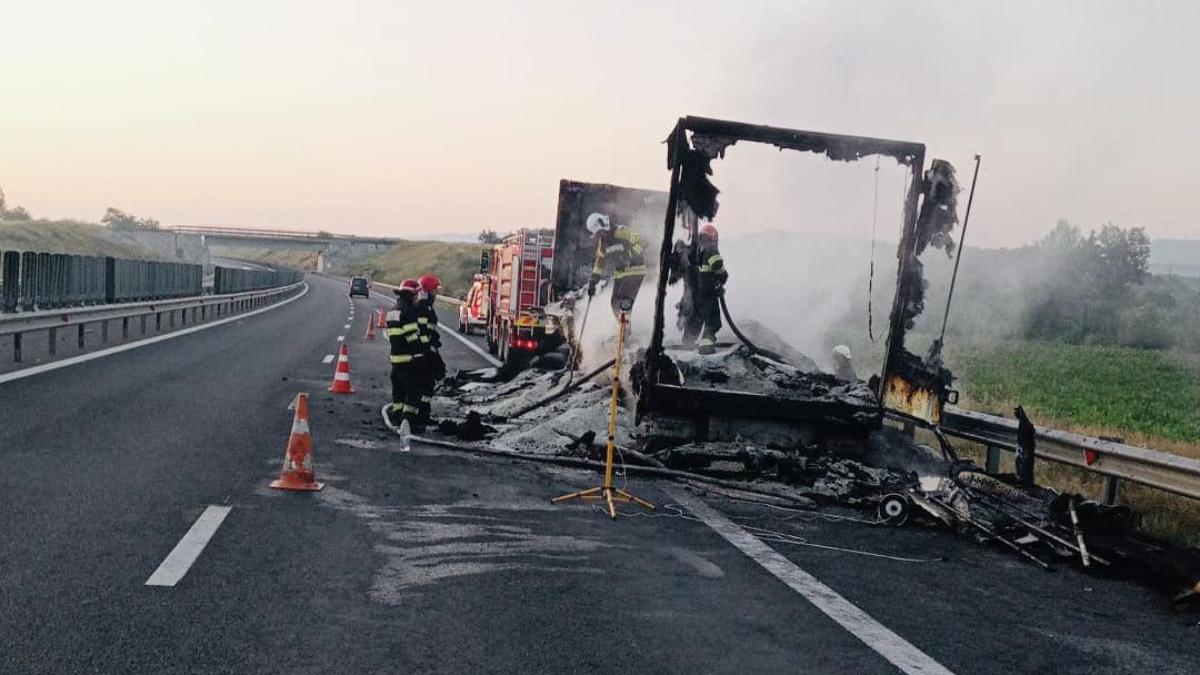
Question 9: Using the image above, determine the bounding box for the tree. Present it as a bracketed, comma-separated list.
[102, 207, 159, 230]
[478, 229, 502, 244]
[4, 206, 31, 221]
[1040, 218, 1082, 249]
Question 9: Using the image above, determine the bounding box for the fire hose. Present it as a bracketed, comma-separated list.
[716, 289, 786, 363]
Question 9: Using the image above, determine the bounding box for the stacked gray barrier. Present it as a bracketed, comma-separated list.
[0, 248, 203, 312]
[212, 266, 304, 294]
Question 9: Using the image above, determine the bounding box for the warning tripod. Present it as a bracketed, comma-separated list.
[552, 308, 654, 519]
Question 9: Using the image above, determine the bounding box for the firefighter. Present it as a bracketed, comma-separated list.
[832, 345, 857, 382]
[414, 274, 446, 426]
[385, 279, 424, 430]
[585, 212, 646, 317]
[681, 223, 727, 354]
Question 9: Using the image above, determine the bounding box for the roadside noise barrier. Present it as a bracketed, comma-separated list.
[0, 249, 202, 313]
[212, 266, 304, 294]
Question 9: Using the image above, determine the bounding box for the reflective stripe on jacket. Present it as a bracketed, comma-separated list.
[592, 226, 646, 279]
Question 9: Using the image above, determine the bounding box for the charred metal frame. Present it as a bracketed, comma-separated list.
[642, 115, 941, 425]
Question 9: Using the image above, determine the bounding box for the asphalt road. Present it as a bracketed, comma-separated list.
[1, 273, 1196, 674]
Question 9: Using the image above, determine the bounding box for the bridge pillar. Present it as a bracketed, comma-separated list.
[316, 248, 327, 273]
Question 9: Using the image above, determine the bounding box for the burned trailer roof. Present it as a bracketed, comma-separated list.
[678, 115, 925, 166]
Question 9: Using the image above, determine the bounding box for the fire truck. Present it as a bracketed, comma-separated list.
[482, 229, 560, 364]
[457, 273, 490, 334]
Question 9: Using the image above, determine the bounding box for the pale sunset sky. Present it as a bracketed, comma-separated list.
[2, 0, 1197, 246]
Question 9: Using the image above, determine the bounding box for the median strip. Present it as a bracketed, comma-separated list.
[145, 505, 232, 587]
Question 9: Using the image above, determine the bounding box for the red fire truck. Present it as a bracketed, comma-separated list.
[457, 273, 490, 334]
[482, 229, 560, 363]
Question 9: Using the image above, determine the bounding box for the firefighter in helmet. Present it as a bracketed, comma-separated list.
[586, 212, 647, 318]
[679, 223, 727, 354]
[414, 274, 446, 426]
[385, 278, 424, 429]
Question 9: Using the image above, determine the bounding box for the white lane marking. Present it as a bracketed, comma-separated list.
[666, 487, 955, 675]
[438, 323, 501, 367]
[0, 284, 310, 385]
[145, 506, 233, 587]
[322, 354, 335, 364]
[337, 335, 345, 342]
[368, 289, 500, 367]
[343, 324, 351, 329]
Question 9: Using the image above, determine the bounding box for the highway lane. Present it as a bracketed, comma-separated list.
[1, 273, 1197, 673]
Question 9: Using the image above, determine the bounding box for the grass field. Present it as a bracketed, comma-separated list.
[0, 219, 159, 259]
[937, 337, 1200, 545]
[354, 240, 485, 299]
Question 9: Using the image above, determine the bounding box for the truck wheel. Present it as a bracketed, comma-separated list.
[498, 325, 510, 362]
[458, 317, 467, 333]
[486, 328, 498, 355]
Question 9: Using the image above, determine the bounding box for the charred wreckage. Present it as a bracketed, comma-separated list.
[425, 116, 1200, 609]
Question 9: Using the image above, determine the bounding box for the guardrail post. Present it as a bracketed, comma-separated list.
[14, 332, 22, 362]
[101, 320, 108, 344]
[985, 446, 1001, 474]
[122, 317, 129, 339]
[169, 311, 175, 328]
[1102, 476, 1121, 506]
[155, 312, 161, 331]
[48, 327, 57, 355]
[77, 324, 85, 349]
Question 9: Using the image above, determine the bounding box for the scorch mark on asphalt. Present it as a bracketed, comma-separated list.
[667, 487, 955, 675]
[145, 506, 232, 587]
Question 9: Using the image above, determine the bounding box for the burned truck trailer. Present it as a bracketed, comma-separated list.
[636, 116, 960, 446]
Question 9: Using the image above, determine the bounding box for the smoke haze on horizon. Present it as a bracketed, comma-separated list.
[2, 0, 1197, 247]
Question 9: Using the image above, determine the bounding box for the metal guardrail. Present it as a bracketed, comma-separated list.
[0, 282, 304, 363]
[908, 405, 1200, 503]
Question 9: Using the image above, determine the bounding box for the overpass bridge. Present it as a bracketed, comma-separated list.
[169, 225, 404, 271]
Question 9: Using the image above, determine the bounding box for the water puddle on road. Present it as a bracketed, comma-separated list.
[315, 484, 611, 603]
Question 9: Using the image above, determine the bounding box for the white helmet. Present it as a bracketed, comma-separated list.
[585, 212, 611, 236]
[833, 345, 852, 360]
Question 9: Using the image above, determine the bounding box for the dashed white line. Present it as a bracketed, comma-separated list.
[337, 335, 345, 342]
[343, 324, 351, 329]
[322, 354, 335, 364]
[145, 506, 232, 587]
[666, 487, 955, 675]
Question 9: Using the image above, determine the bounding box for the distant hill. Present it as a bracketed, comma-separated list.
[1151, 238, 1200, 277]
[0, 218, 161, 259]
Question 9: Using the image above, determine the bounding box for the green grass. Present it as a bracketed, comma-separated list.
[0, 218, 159, 259]
[945, 339, 1200, 444]
[352, 241, 485, 299]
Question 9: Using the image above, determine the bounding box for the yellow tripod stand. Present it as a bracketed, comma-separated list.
[552, 309, 655, 519]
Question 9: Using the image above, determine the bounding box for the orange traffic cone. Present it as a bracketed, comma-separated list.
[328, 343, 355, 394]
[270, 393, 324, 491]
[377, 308, 387, 330]
[364, 311, 378, 340]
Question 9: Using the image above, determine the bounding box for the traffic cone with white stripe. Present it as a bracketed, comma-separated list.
[365, 310, 378, 340]
[270, 393, 324, 491]
[377, 308, 387, 330]
[328, 344, 355, 394]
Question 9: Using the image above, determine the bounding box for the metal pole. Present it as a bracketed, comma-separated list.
[937, 154, 982, 344]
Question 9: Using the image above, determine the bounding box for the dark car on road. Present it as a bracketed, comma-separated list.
[349, 276, 371, 298]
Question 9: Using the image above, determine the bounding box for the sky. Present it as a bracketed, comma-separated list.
[2, 0, 1198, 247]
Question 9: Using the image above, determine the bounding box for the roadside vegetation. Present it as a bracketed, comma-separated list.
[0, 218, 161, 259]
[354, 240, 484, 299]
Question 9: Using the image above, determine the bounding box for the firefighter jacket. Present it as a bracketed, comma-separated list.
[592, 226, 647, 281]
[696, 241, 727, 291]
[386, 303, 424, 364]
[416, 299, 442, 352]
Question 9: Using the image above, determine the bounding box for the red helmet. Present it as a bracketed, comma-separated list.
[418, 274, 441, 294]
[396, 278, 420, 295]
[699, 223, 718, 244]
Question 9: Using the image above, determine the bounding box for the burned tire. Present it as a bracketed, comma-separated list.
[877, 494, 910, 526]
[486, 326, 498, 355]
